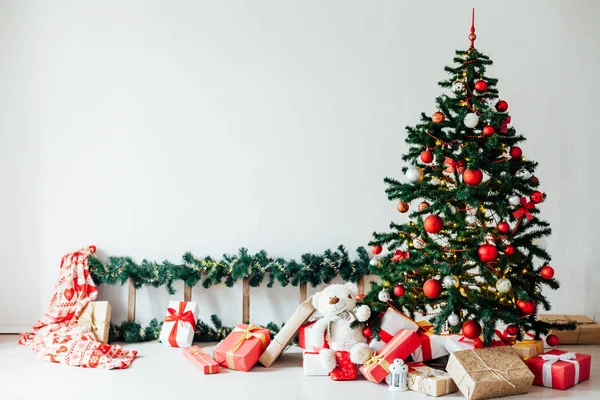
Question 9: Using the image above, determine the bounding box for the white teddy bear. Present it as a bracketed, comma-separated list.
[311, 282, 373, 380]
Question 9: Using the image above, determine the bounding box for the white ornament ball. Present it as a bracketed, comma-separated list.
[463, 113, 480, 128]
[465, 215, 477, 225]
[532, 238, 548, 250]
[443, 275, 459, 288]
[452, 81, 465, 93]
[413, 237, 425, 249]
[378, 290, 390, 302]
[369, 258, 379, 266]
[516, 169, 532, 180]
[447, 313, 460, 326]
[406, 166, 424, 184]
[448, 205, 456, 215]
[496, 278, 513, 294]
[486, 98, 498, 108]
[508, 195, 521, 207]
[430, 177, 441, 185]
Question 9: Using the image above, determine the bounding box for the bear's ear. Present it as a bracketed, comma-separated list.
[312, 291, 322, 309]
[344, 282, 359, 298]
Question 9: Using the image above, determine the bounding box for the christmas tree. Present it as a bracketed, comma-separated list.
[364, 11, 572, 345]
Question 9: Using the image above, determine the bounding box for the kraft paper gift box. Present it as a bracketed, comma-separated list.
[446, 347, 534, 400]
[525, 349, 591, 390]
[159, 301, 199, 348]
[411, 320, 450, 362]
[406, 362, 458, 397]
[303, 351, 329, 376]
[259, 297, 315, 367]
[537, 314, 600, 345]
[444, 335, 483, 353]
[214, 323, 270, 371]
[183, 346, 219, 374]
[512, 340, 543, 360]
[78, 301, 111, 344]
[360, 329, 421, 384]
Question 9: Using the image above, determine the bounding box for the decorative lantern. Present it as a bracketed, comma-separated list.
[386, 359, 409, 391]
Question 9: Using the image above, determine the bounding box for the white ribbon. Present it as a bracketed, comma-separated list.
[541, 352, 579, 387]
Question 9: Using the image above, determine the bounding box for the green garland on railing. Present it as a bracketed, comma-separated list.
[89, 245, 370, 294]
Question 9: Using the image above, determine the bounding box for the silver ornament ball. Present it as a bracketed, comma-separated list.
[508, 195, 521, 207]
[378, 290, 390, 302]
[443, 275, 459, 288]
[452, 81, 465, 94]
[430, 177, 441, 185]
[465, 215, 477, 225]
[406, 166, 424, 184]
[369, 258, 379, 266]
[516, 169, 532, 180]
[447, 313, 460, 326]
[463, 113, 480, 129]
[496, 278, 513, 294]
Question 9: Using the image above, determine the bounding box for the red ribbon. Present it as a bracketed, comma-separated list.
[444, 158, 465, 174]
[499, 116, 511, 134]
[458, 335, 484, 349]
[416, 321, 434, 361]
[490, 329, 513, 347]
[513, 197, 535, 221]
[391, 250, 410, 262]
[164, 302, 197, 347]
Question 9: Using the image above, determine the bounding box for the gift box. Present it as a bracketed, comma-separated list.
[538, 314, 600, 345]
[512, 340, 543, 360]
[183, 346, 219, 374]
[360, 329, 420, 383]
[411, 320, 449, 362]
[446, 347, 534, 400]
[214, 323, 270, 371]
[444, 335, 483, 353]
[78, 301, 111, 344]
[303, 351, 329, 376]
[525, 349, 591, 390]
[489, 330, 515, 347]
[406, 362, 458, 397]
[259, 297, 315, 367]
[377, 307, 419, 342]
[159, 301, 199, 348]
[298, 319, 328, 351]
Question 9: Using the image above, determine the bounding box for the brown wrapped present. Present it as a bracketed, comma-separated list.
[78, 301, 111, 344]
[537, 314, 600, 345]
[446, 347, 534, 400]
[512, 340, 543, 360]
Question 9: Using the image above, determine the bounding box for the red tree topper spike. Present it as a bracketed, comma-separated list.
[469, 8, 477, 48]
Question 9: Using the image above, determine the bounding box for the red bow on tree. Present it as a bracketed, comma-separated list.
[513, 197, 535, 221]
[444, 158, 465, 174]
[391, 250, 410, 262]
[499, 116, 511, 134]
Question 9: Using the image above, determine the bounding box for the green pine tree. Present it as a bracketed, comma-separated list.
[364, 17, 573, 345]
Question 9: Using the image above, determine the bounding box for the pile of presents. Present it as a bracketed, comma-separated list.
[82, 296, 596, 399]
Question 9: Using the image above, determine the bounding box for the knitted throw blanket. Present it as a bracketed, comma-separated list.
[19, 246, 137, 369]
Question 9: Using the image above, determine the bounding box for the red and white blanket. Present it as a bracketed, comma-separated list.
[19, 246, 137, 369]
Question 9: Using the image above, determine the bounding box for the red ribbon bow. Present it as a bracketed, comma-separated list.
[490, 329, 513, 347]
[458, 335, 484, 349]
[499, 116, 511, 134]
[444, 158, 465, 174]
[416, 321, 435, 361]
[391, 250, 410, 262]
[164, 302, 197, 347]
[513, 197, 535, 221]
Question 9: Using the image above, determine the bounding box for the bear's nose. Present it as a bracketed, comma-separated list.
[329, 297, 340, 305]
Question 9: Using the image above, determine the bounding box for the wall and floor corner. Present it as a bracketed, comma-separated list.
[1, 0, 599, 333]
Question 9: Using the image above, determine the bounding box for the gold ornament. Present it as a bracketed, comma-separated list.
[418, 201, 430, 212]
[432, 111, 445, 124]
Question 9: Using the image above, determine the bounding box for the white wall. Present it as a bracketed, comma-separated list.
[1, 0, 599, 331]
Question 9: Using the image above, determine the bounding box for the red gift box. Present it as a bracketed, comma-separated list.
[526, 349, 591, 390]
[360, 329, 420, 383]
[213, 324, 270, 372]
[298, 319, 328, 351]
[183, 346, 219, 374]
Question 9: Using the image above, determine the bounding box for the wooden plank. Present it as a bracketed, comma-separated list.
[242, 277, 250, 323]
[127, 278, 136, 322]
[357, 275, 365, 294]
[184, 285, 192, 302]
[299, 283, 307, 303]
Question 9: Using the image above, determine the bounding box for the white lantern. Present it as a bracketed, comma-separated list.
[463, 113, 479, 128]
[386, 359, 409, 391]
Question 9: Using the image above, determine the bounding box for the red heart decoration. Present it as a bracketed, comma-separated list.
[63, 288, 74, 301]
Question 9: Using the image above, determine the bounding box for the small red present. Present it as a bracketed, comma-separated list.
[526, 349, 591, 390]
[213, 324, 270, 372]
[183, 346, 219, 374]
[298, 319, 327, 351]
[360, 329, 421, 383]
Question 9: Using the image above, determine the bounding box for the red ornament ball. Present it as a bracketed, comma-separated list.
[89, 245, 97, 253]
[424, 215, 444, 234]
[482, 125, 495, 136]
[362, 327, 373, 339]
[497, 222, 510, 234]
[546, 334, 560, 347]
[432, 111, 445, 124]
[531, 176, 540, 184]
[371, 245, 382, 255]
[506, 324, 519, 336]
[496, 100, 509, 112]
[393, 284, 406, 297]
[474, 80, 488, 92]
[397, 202, 410, 213]
[504, 245, 515, 256]
[423, 278, 443, 299]
[462, 320, 482, 339]
[463, 168, 483, 186]
[478, 244, 498, 262]
[530, 191, 544, 204]
[517, 299, 536, 315]
[509, 146, 523, 159]
[540, 265, 555, 280]
[356, 293, 365, 301]
[420, 150, 434, 164]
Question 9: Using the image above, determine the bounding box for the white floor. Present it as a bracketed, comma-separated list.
[1, 335, 599, 400]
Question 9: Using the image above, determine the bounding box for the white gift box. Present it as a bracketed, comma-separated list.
[378, 308, 419, 342]
[412, 333, 450, 362]
[303, 351, 329, 376]
[159, 301, 199, 348]
[444, 335, 479, 353]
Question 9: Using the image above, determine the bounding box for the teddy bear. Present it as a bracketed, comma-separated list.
[311, 282, 373, 380]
